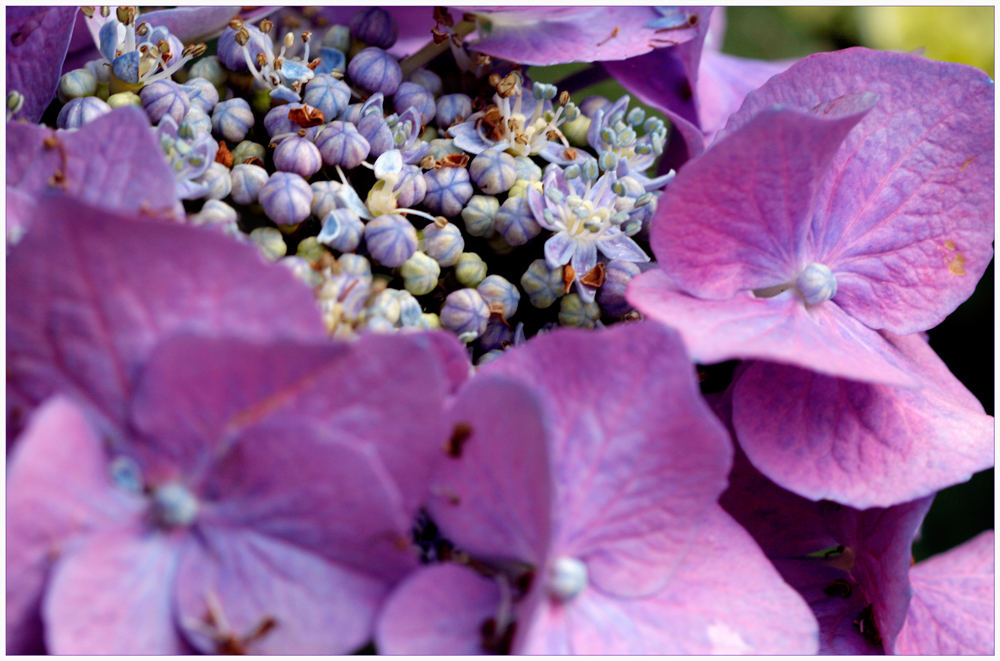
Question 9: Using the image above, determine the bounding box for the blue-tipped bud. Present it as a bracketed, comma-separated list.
[273, 135, 323, 179]
[250, 227, 287, 260]
[469, 148, 517, 195]
[347, 47, 402, 96]
[599, 126, 617, 146]
[199, 162, 232, 201]
[394, 81, 436, 124]
[56, 96, 112, 129]
[581, 159, 600, 181]
[563, 164, 581, 180]
[315, 121, 371, 169]
[477, 274, 520, 320]
[230, 163, 269, 205]
[315, 47, 347, 76]
[318, 208, 365, 253]
[435, 93, 473, 129]
[399, 250, 441, 296]
[211, 97, 254, 143]
[422, 167, 474, 217]
[454, 252, 489, 288]
[350, 7, 399, 49]
[514, 156, 542, 182]
[189, 56, 227, 87]
[421, 220, 465, 267]
[520, 258, 565, 309]
[626, 106, 646, 127]
[259, 171, 314, 226]
[494, 197, 542, 246]
[461, 195, 500, 238]
[364, 214, 418, 267]
[440, 288, 490, 341]
[563, 103, 581, 122]
[532, 82, 557, 101]
[303, 74, 352, 120]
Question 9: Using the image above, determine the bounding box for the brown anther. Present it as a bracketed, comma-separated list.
[116, 6, 137, 25]
[259, 19, 273, 34]
[546, 130, 560, 141]
[215, 141, 233, 168]
[495, 72, 519, 98]
[43, 135, 60, 149]
[558, 90, 571, 106]
[157, 39, 170, 54]
[99, 6, 110, 17]
[301, 30, 311, 42]
[273, 58, 283, 70]
[419, 155, 437, 170]
[288, 104, 324, 128]
[256, 52, 267, 67]
[514, 134, 529, 146]
[438, 153, 469, 169]
[282, 15, 301, 29]
[433, 216, 449, 229]
[80, 7, 95, 18]
[135, 21, 149, 36]
[580, 263, 606, 288]
[307, 57, 321, 71]
[49, 171, 67, 188]
[563, 264, 576, 293]
[244, 156, 264, 167]
[315, 16, 329, 27]
[596, 25, 620, 47]
[235, 27, 250, 46]
[444, 422, 473, 458]
[430, 25, 449, 45]
[228, 17, 244, 30]
[563, 147, 578, 160]
[183, 43, 206, 58]
[488, 73, 501, 89]
[433, 6, 455, 27]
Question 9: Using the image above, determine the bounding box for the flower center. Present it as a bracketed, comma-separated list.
[152, 482, 199, 528]
[547, 556, 588, 601]
[795, 262, 837, 306]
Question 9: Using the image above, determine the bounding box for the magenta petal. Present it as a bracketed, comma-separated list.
[428, 375, 552, 565]
[175, 527, 385, 654]
[725, 48, 995, 335]
[481, 323, 732, 598]
[732, 333, 994, 508]
[895, 530, 994, 655]
[696, 51, 793, 140]
[376, 564, 501, 655]
[7, 7, 77, 122]
[651, 107, 871, 299]
[43, 525, 186, 654]
[6, 397, 142, 654]
[468, 7, 700, 65]
[422, 329, 474, 396]
[627, 271, 918, 386]
[7, 108, 180, 225]
[518, 508, 818, 654]
[7, 196, 326, 435]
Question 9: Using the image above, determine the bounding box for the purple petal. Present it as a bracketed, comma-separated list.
[175, 527, 386, 654]
[7, 107, 181, 230]
[543, 232, 576, 269]
[7, 7, 77, 122]
[376, 564, 501, 655]
[6, 397, 142, 654]
[697, 51, 794, 140]
[480, 323, 732, 598]
[732, 333, 994, 508]
[650, 106, 872, 299]
[598, 232, 649, 263]
[6, 196, 326, 439]
[723, 48, 995, 335]
[627, 271, 919, 386]
[517, 508, 819, 654]
[469, 7, 701, 65]
[569, 241, 598, 278]
[43, 525, 186, 654]
[428, 375, 552, 566]
[895, 530, 994, 655]
[135, 7, 241, 44]
[318, 6, 438, 57]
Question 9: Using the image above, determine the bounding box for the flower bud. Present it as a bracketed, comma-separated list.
[179, 77, 219, 115]
[477, 274, 519, 320]
[259, 172, 313, 225]
[231, 139, 266, 166]
[422, 166, 473, 217]
[440, 288, 490, 341]
[513, 156, 542, 182]
[494, 197, 541, 246]
[558, 293, 601, 328]
[420, 220, 464, 267]
[796, 263, 838, 306]
[461, 195, 499, 237]
[469, 148, 517, 195]
[250, 226, 287, 260]
[394, 81, 436, 125]
[199, 162, 232, 200]
[521, 258, 564, 309]
[399, 251, 441, 296]
[315, 121, 371, 169]
[454, 252, 488, 288]
[322, 24, 351, 52]
[317, 208, 365, 253]
[140, 80, 190, 125]
[211, 98, 254, 143]
[179, 105, 212, 137]
[347, 47, 402, 96]
[273, 135, 323, 178]
[57, 68, 97, 103]
[364, 214, 418, 267]
[217, 24, 272, 72]
[350, 7, 399, 49]
[230, 163, 269, 205]
[56, 96, 112, 129]
[303, 74, 352, 120]
[189, 56, 227, 88]
[106, 91, 142, 109]
[408, 68, 443, 96]
[596, 260, 641, 317]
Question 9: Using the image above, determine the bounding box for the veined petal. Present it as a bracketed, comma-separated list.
[544, 232, 576, 269]
[599, 232, 649, 263]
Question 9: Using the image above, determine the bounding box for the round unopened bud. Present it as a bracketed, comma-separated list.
[558, 293, 601, 328]
[477, 274, 519, 320]
[399, 251, 441, 296]
[273, 135, 323, 178]
[547, 557, 588, 601]
[422, 166, 473, 217]
[408, 68, 443, 96]
[494, 197, 541, 246]
[796, 263, 838, 306]
[189, 56, 227, 88]
[350, 7, 399, 49]
[179, 105, 212, 137]
[212, 97, 254, 143]
[347, 47, 402, 96]
[420, 221, 464, 267]
[454, 252, 488, 288]
[579, 95, 610, 118]
[315, 120, 370, 169]
[469, 148, 517, 195]
[259, 172, 313, 225]
[231, 140, 266, 166]
[190, 199, 238, 227]
[521, 258, 565, 309]
[317, 208, 365, 253]
[394, 81, 436, 125]
[230, 163, 269, 205]
[199, 162, 232, 200]
[311, 180, 342, 219]
[597, 260, 641, 317]
[365, 214, 418, 267]
[140, 79, 190, 125]
[461, 195, 499, 237]
[250, 227, 287, 260]
[106, 91, 142, 109]
[57, 68, 97, 103]
[322, 24, 351, 52]
[152, 482, 199, 528]
[56, 96, 112, 129]
[303, 74, 352, 120]
[179, 77, 220, 114]
[440, 288, 490, 341]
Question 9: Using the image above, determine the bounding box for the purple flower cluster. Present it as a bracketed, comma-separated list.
[6, 4, 994, 656]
